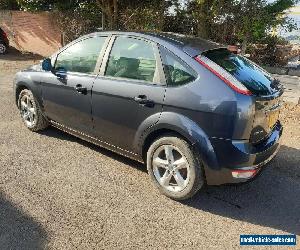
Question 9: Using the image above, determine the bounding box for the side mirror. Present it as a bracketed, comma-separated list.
[42, 58, 52, 71]
[55, 69, 67, 80]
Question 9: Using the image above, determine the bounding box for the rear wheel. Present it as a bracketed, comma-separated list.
[0, 43, 7, 54]
[18, 89, 49, 131]
[147, 136, 205, 200]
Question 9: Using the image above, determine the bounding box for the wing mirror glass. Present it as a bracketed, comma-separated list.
[42, 58, 52, 71]
[55, 70, 67, 80]
[55, 67, 67, 80]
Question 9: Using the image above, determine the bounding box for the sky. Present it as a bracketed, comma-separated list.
[267, 0, 300, 38]
[281, 5, 300, 38]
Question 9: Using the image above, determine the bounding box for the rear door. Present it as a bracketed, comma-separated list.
[91, 36, 166, 152]
[41, 35, 110, 134]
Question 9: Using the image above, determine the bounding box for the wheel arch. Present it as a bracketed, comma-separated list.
[15, 83, 29, 106]
[141, 128, 187, 161]
[14, 78, 43, 110]
[139, 112, 220, 170]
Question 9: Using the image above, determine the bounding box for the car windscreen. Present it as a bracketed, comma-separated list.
[202, 48, 275, 96]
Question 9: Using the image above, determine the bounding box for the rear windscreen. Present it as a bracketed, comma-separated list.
[202, 49, 275, 96]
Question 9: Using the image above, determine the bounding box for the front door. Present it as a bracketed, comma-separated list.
[41, 36, 109, 134]
[91, 36, 166, 152]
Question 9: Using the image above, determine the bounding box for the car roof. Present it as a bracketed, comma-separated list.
[86, 31, 224, 57]
[148, 32, 224, 56]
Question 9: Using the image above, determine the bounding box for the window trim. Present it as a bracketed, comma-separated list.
[98, 35, 166, 86]
[159, 45, 199, 88]
[53, 35, 111, 76]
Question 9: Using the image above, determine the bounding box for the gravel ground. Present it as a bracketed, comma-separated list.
[0, 52, 299, 249]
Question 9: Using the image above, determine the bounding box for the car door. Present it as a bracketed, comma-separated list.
[91, 36, 166, 153]
[40, 35, 110, 134]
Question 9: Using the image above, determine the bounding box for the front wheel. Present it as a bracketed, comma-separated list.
[147, 136, 205, 200]
[18, 89, 49, 131]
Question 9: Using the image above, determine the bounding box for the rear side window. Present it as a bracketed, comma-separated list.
[202, 49, 274, 96]
[55, 36, 107, 74]
[105, 37, 157, 82]
[160, 46, 197, 86]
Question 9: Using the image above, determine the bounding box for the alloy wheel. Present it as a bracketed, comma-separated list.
[0, 44, 6, 54]
[152, 144, 190, 192]
[20, 94, 36, 128]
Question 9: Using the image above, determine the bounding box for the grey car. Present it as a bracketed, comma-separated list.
[14, 32, 283, 200]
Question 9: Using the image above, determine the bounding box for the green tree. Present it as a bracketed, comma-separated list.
[0, 0, 19, 9]
[235, 0, 298, 53]
[95, 0, 172, 31]
[2, 0, 298, 51]
[12, 0, 171, 31]
[189, 0, 299, 53]
[16, 0, 54, 10]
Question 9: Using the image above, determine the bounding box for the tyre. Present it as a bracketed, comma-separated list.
[0, 42, 7, 54]
[147, 135, 205, 200]
[18, 89, 49, 131]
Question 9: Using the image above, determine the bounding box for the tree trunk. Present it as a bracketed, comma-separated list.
[113, 0, 118, 29]
[241, 32, 250, 55]
[101, 0, 105, 30]
[102, 12, 105, 30]
[241, 38, 247, 55]
[97, 0, 116, 30]
[196, 0, 212, 39]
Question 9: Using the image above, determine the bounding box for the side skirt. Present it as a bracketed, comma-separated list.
[50, 120, 144, 164]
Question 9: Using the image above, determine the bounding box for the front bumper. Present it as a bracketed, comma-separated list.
[205, 121, 283, 185]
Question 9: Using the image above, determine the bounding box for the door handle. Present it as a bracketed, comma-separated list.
[75, 84, 87, 95]
[134, 95, 154, 107]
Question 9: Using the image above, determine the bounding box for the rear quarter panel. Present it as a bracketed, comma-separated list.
[162, 54, 255, 140]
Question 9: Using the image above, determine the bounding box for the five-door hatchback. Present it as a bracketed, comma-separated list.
[14, 32, 283, 200]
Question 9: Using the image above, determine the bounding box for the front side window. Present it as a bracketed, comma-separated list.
[105, 37, 157, 82]
[160, 46, 197, 86]
[55, 36, 107, 74]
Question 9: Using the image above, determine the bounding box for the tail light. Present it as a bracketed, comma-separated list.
[194, 56, 252, 95]
[2, 30, 8, 39]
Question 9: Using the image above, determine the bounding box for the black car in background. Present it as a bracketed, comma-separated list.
[0, 27, 9, 54]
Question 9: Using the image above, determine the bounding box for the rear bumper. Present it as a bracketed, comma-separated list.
[205, 121, 283, 185]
